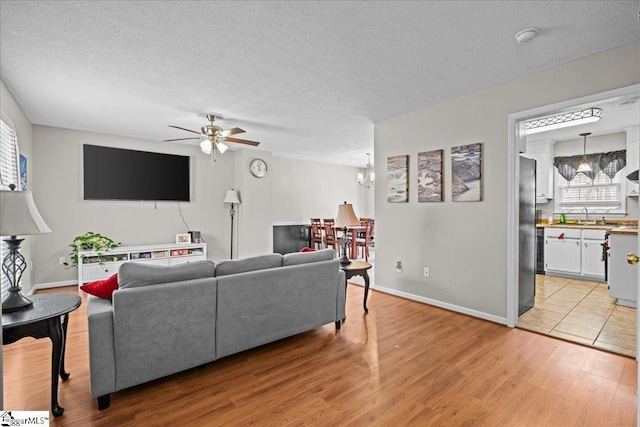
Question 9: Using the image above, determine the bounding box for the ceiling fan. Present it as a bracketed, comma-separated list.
[164, 114, 260, 161]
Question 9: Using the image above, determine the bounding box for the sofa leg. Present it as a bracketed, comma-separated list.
[335, 320, 341, 330]
[98, 394, 110, 410]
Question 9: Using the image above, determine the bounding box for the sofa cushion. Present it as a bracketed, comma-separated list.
[215, 254, 283, 277]
[118, 260, 216, 289]
[81, 273, 119, 300]
[282, 248, 335, 266]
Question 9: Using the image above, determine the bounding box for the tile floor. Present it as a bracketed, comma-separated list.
[518, 274, 636, 357]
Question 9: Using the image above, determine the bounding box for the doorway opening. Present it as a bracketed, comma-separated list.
[506, 84, 639, 359]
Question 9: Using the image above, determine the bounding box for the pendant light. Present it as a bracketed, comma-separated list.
[577, 132, 592, 173]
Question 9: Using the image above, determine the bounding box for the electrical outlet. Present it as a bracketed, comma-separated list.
[423, 267, 430, 278]
[395, 261, 402, 272]
[59, 257, 65, 265]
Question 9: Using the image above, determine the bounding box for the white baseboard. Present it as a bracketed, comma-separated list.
[29, 280, 78, 295]
[370, 284, 508, 326]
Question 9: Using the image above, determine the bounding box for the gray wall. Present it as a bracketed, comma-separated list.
[29, 126, 370, 286]
[271, 156, 373, 222]
[373, 41, 640, 320]
[0, 81, 34, 289]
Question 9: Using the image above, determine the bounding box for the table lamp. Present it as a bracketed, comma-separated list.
[223, 189, 241, 259]
[0, 184, 52, 312]
[335, 201, 359, 265]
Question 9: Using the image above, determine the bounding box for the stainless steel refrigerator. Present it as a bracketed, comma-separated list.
[519, 156, 536, 316]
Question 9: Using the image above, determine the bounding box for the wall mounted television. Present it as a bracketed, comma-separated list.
[83, 144, 190, 202]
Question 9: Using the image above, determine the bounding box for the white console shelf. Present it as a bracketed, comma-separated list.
[77, 242, 207, 286]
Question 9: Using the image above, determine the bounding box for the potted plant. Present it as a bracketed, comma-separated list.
[63, 232, 120, 269]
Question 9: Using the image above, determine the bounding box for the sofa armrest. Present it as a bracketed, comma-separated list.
[87, 295, 116, 398]
[337, 269, 346, 321]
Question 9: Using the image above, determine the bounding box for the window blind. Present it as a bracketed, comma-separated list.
[1, 115, 20, 300]
[558, 170, 622, 211]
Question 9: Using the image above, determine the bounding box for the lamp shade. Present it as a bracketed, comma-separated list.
[0, 190, 51, 236]
[223, 189, 241, 204]
[335, 202, 359, 227]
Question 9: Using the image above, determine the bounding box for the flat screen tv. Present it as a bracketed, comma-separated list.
[83, 144, 190, 202]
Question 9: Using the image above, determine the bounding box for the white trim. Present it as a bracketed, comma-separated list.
[29, 280, 78, 294]
[0, 109, 15, 129]
[371, 285, 508, 325]
[506, 84, 640, 328]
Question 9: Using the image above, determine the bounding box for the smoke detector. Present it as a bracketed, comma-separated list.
[514, 28, 538, 44]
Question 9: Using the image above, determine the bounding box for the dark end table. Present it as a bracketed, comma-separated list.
[3, 293, 81, 417]
[340, 261, 372, 312]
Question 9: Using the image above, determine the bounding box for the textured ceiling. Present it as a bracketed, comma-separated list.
[1, 1, 639, 167]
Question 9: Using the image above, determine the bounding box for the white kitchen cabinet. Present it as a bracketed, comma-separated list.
[522, 140, 555, 203]
[582, 240, 605, 278]
[608, 233, 637, 307]
[545, 238, 581, 274]
[625, 126, 639, 197]
[544, 227, 606, 280]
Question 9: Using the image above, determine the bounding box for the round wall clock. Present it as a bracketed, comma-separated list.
[249, 158, 268, 178]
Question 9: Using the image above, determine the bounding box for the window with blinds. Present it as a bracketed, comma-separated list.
[557, 169, 624, 213]
[1, 115, 20, 300]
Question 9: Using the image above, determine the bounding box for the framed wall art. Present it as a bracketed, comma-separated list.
[387, 155, 409, 203]
[418, 150, 443, 202]
[19, 154, 27, 190]
[451, 143, 482, 202]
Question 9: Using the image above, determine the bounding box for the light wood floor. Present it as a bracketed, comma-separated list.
[518, 274, 636, 358]
[3, 285, 637, 426]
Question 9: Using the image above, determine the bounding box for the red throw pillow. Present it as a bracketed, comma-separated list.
[80, 273, 119, 300]
[300, 247, 317, 252]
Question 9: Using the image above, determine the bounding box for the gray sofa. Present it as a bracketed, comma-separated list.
[87, 248, 345, 410]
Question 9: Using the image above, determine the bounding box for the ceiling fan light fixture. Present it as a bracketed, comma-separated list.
[217, 141, 228, 154]
[200, 140, 212, 154]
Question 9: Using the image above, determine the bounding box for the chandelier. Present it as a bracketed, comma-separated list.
[358, 153, 375, 188]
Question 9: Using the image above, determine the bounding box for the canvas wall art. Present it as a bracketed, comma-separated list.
[418, 150, 443, 202]
[19, 154, 27, 190]
[387, 155, 409, 203]
[451, 143, 482, 202]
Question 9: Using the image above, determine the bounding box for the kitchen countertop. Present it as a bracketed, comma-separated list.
[537, 223, 616, 230]
[536, 222, 638, 235]
[607, 226, 638, 235]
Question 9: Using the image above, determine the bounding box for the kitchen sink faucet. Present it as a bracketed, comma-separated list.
[582, 207, 589, 221]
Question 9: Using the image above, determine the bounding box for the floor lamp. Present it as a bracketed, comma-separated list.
[335, 201, 360, 266]
[223, 189, 241, 259]
[0, 184, 52, 312]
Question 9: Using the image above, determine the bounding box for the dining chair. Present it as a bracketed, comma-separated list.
[323, 218, 339, 254]
[310, 218, 324, 250]
[355, 218, 375, 261]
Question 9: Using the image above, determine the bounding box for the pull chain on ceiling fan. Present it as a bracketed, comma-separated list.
[164, 114, 260, 163]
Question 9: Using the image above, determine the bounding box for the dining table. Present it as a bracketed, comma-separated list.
[333, 225, 368, 259]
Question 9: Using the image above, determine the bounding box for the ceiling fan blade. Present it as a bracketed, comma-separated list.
[223, 137, 260, 146]
[163, 137, 201, 142]
[220, 127, 245, 137]
[168, 125, 202, 135]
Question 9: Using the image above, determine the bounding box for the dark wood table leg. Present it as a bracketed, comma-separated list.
[362, 270, 370, 313]
[47, 317, 65, 417]
[60, 313, 70, 380]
